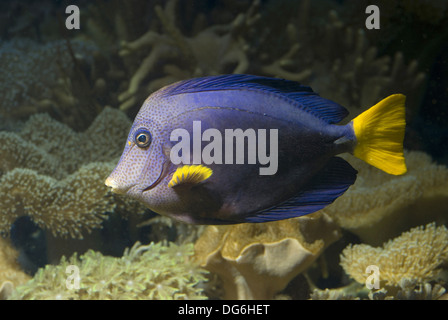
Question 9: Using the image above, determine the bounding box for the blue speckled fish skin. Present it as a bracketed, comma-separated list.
[106, 74, 359, 224]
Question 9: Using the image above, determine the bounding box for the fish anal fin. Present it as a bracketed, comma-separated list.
[245, 157, 357, 223]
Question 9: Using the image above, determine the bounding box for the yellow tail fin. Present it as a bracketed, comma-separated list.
[352, 94, 407, 175]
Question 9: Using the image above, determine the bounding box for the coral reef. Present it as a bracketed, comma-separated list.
[117, 0, 259, 111]
[311, 223, 448, 300]
[252, 3, 426, 116]
[1, 0, 426, 124]
[368, 279, 447, 300]
[84, 0, 428, 116]
[309, 286, 360, 300]
[310, 280, 447, 300]
[138, 215, 205, 245]
[340, 223, 448, 287]
[194, 212, 340, 299]
[0, 107, 146, 239]
[0, 163, 113, 239]
[0, 0, 444, 300]
[10, 241, 208, 300]
[82, 0, 159, 115]
[0, 38, 102, 130]
[323, 151, 448, 245]
[0, 237, 31, 300]
[1, 106, 130, 177]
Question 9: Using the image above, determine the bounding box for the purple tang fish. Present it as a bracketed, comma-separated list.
[106, 74, 406, 224]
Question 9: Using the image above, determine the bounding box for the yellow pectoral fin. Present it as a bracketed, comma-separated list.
[168, 165, 213, 188]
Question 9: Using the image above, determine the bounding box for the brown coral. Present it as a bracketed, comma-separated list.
[0, 107, 146, 239]
[0, 163, 114, 238]
[80, 0, 427, 119]
[259, 7, 425, 115]
[194, 212, 340, 299]
[0, 237, 31, 300]
[340, 223, 448, 287]
[117, 0, 258, 111]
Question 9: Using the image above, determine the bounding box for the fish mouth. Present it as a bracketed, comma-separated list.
[105, 161, 170, 195]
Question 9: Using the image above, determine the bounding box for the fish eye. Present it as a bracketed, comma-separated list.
[134, 129, 152, 148]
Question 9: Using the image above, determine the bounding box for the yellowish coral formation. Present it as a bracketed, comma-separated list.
[194, 212, 340, 299]
[1, 107, 131, 178]
[340, 223, 448, 287]
[372, 280, 447, 300]
[310, 280, 447, 300]
[0, 163, 114, 238]
[309, 287, 360, 300]
[0, 237, 31, 300]
[0, 0, 438, 301]
[19, 107, 132, 176]
[10, 241, 208, 300]
[324, 151, 448, 245]
[0, 107, 146, 239]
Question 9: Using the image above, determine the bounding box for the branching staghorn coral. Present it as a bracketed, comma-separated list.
[0, 107, 146, 239]
[117, 0, 259, 111]
[10, 241, 208, 300]
[2, 0, 428, 130]
[81, 0, 427, 118]
[340, 223, 448, 287]
[259, 7, 425, 115]
[194, 212, 340, 300]
[323, 151, 448, 245]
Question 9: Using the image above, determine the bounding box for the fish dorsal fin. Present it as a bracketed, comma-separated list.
[245, 157, 357, 222]
[168, 165, 213, 188]
[160, 74, 348, 124]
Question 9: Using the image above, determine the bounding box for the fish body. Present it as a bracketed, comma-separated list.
[106, 75, 406, 224]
